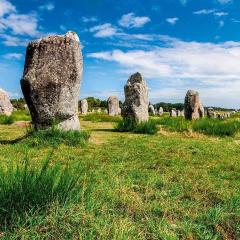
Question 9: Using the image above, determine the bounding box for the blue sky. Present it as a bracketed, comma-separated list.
[0, 0, 240, 108]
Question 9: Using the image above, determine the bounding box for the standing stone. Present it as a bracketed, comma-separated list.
[176, 110, 181, 117]
[207, 108, 216, 118]
[118, 107, 121, 115]
[108, 96, 119, 116]
[180, 110, 185, 117]
[21, 31, 82, 131]
[97, 108, 101, 113]
[184, 90, 204, 120]
[170, 108, 177, 117]
[0, 88, 13, 116]
[149, 105, 155, 115]
[122, 72, 149, 123]
[80, 99, 88, 115]
[158, 107, 164, 116]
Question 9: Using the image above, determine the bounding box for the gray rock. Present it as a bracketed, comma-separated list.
[0, 88, 13, 116]
[122, 72, 149, 123]
[80, 99, 88, 115]
[21, 31, 82, 131]
[170, 108, 177, 117]
[149, 104, 155, 115]
[118, 107, 121, 115]
[207, 108, 216, 118]
[108, 96, 119, 116]
[184, 90, 204, 120]
[158, 107, 163, 116]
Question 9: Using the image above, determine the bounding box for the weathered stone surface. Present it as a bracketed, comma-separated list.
[170, 108, 177, 117]
[21, 31, 82, 131]
[118, 107, 121, 115]
[207, 108, 216, 118]
[108, 96, 119, 116]
[80, 99, 88, 115]
[184, 90, 204, 120]
[158, 107, 163, 116]
[0, 88, 13, 116]
[149, 104, 155, 115]
[122, 72, 149, 123]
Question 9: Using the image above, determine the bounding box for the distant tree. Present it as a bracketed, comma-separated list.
[10, 98, 26, 110]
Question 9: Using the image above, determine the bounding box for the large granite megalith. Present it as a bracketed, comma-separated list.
[0, 88, 13, 116]
[21, 31, 82, 130]
[108, 96, 119, 116]
[122, 72, 149, 123]
[184, 90, 204, 120]
[80, 99, 88, 115]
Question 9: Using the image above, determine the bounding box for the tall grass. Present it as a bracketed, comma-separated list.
[115, 118, 159, 135]
[25, 127, 90, 147]
[0, 156, 81, 229]
[81, 113, 121, 123]
[154, 117, 190, 132]
[0, 115, 14, 125]
[154, 116, 240, 137]
[0, 110, 31, 125]
[192, 118, 240, 136]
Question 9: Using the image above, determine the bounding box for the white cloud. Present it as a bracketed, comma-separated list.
[87, 38, 240, 108]
[90, 23, 118, 37]
[166, 17, 179, 25]
[0, 13, 39, 36]
[0, 34, 28, 46]
[88, 37, 240, 106]
[193, 9, 216, 15]
[4, 53, 23, 60]
[118, 13, 150, 28]
[82, 16, 98, 23]
[214, 11, 228, 17]
[0, 1, 40, 37]
[0, 0, 15, 17]
[39, 2, 55, 11]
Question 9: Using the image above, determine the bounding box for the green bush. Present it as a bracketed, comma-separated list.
[115, 118, 159, 135]
[25, 127, 90, 147]
[0, 115, 14, 125]
[133, 120, 159, 135]
[0, 157, 81, 229]
[155, 117, 190, 132]
[192, 118, 240, 136]
[81, 113, 121, 123]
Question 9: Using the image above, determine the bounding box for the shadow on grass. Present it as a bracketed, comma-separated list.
[0, 134, 30, 145]
[91, 128, 116, 132]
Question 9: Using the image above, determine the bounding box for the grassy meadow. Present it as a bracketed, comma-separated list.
[0, 111, 240, 239]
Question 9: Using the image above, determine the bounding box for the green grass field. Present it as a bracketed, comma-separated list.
[0, 112, 240, 239]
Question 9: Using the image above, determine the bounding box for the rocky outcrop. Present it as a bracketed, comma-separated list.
[122, 72, 149, 123]
[21, 31, 82, 131]
[0, 88, 13, 116]
[184, 90, 204, 120]
[108, 96, 119, 116]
